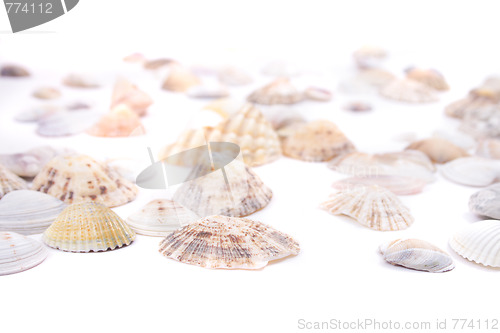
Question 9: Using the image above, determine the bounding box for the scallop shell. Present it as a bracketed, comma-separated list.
[0, 163, 28, 199]
[158, 215, 299, 269]
[469, 184, 500, 219]
[111, 78, 153, 117]
[320, 185, 414, 231]
[476, 139, 500, 159]
[87, 104, 145, 137]
[36, 110, 101, 137]
[281, 120, 356, 162]
[449, 219, 500, 267]
[217, 67, 252, 86]
[33, 87, 61, 100]
[460, 103, 500, 139]
[332, 175, 427, 196]
[405, 68, 449, 91]
[406, 138, 468, 164]
[352, 46, 387, 69]
[43, 202, 135, 252]
[247, 78, 304, 105]
[126, 199, 200, 236]
[304, 87, 333, 102]
[380, 79, 439, 103]
[162, 65, 201, 92]
[0, 65, 30, 77]
[32, 155, 138, 207]
[0, 232, 47, 276]
[440, 157, 500, 187]
[0, 190, 67, 235]
[380, 239, 454, 272]
[63, 74, 100, 88]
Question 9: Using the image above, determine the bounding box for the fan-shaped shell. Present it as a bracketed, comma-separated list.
[32, 155, 138, 207]
[450, 220, 500, 267]
[440, 157, 500, 187]
[0, 232, 47, 275]
[247, 78, 304, 105]
[43, 202, 135, 252]
[469, 184, 500, 219]
[0, 146, 73, 177]
[332, 175, 427, 196]
[87, 104, 145, 137]
[126, 199, 200, 236]
[476, 139, 500, 159]
[380, 79, 438, 103]
[406, 137, 468, 163]
[158, 215, 300, 269]
[320, 185, 414, 231]
[111, 78, 153, 117]
[380, 239, 454, 272]
[0, 163, 27, 199]
[162, 65, 201, 92]
[405, 68, 449, 91]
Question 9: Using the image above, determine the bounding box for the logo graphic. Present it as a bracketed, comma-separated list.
[3, 0, 79, 33]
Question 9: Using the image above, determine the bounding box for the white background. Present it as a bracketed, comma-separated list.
[1, 1, 500, 332]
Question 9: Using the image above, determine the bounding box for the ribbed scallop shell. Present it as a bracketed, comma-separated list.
[158, 215, 300, 269]
[380, 79, 439, 103]
[87, 104, 145, 137]
[406, 137, 468, 163]
[247, 78, 304, 105]
[0, 190, 67, 235]
[282, 120, 356, 162]
[126, 199, 200, 236]
[380, 239, 454, 272]
[320, 185, 414, 231]
[43, 202, 135, 252]
[450, 220, 500, 267]
[32, 155, 138, 207]
[405, 68, 449, 91]
[111, 78, 153, 117]
[469, 184, 500, 219]
[476, 139, 500, 159]
[332, 175, 427, 196]
[0, 232, 47, 275]
[440, 157, 500, 187]
[0, 163, 27, 199]
[162, 65, 201, 92]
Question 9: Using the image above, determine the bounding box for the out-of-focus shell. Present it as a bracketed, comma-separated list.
[406, 138, 468, 164]
[352, 46, 387, 69]
[440, 157, 500, 187]
[0, 65, 30, 77]
[0, 146, 74, 177]
[320, 185, 414, 231]
[380, 79, 439, 103]
[217, 67, 252, 86]
[338, 69, 395, 94]
[281, 120, 356, 162]
[123, 52, 146, 64]
[158, 215, 300, 269]
[450, 219, 500, 267]
[43, 202, 135, 252]
[380, 239, 454, 272]
[0, 232, 47, 276]
[186, 83, 229, 99]
[0, 163, 27, 199]
[476, 139, 500, 159]
[33, 87, 61, 100]
[32, 155, 138, 207]
[469, 184, 500, 219]
[405, 68, 449, 91]
[126, 199, 200, 236]
[247, 78, 304, 105]
[143, 58, 176, 70]
[332, 175, 427, 196]
[111, 78, 153, 117]
[262, 109, 306, 140]
[162, 65, 201, 92]
[343, 101, 372, 112]
[87, 104, 145, 137]
[445, 95, 500, 119]
[63, 74, 100, 88]
[36, 110, 101, 137]
[304, 87, 332, 102]
[460, 103, 500, 139]
[0, 190, 67, 235]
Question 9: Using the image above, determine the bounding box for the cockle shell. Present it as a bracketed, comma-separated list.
[460, 103, 500, 139]
[449, 219, 500, 267]
[406, 138, 468, 164]
[0, 190, 67, 235]
[405, 68, 449, 91]
[87, 104, 145, 137]
[304, 87, 333, 102]
[33, 87, 61, 100]
[158, 215, 300, 269]
[162, 65, 201, 92]
[0, 163, 27, 199]
[352, 46, 387, 69]
[469, 184, 500, 219]
[379, 239, 454, 272]
[111, 78, 153, 117]
[281, 120, 356, 162]
[126, 199, 200, 236]
[0, 232, 47, 276]
[440, 157, 500, 187]
[0, 65, 30, 77]
[32, 155, 138, 207]
[36, 110, 101, 137]
[247, 78, 304, 105]
[63, 74, 100, 88]
[0, 146, 74, 177]
[476, 139, 500, 159]
[320, 185, 414, 231]
[332, 175, 427, 196]
[217, 67, 252, 86]
[43, 202, 135, 252]
[380, 79, 439, 103]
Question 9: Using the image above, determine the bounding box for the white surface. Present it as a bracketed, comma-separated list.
[1, 1, 500, 333]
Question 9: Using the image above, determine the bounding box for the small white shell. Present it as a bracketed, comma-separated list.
[0, 232, 48, 276]
[440, 157, 500, 187]
[33, 87, 61, 100]
[380, 79, 439, 103]
[469, 184, 500, 219]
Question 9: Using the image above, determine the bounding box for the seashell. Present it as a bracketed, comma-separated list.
[379, 239, 454, 272]
[247, 78, 304, 105]
[281, 120, 356, 162]
[15, 105, 58, 123]
[380, 79, 439, 103]
[405, 67, 449, 91]
[343, 101, 372, 112]
[186, 83, 229, 99]
[338, 69, 395, 94]
[33, 87, 61, 100]
[0, 146, 74, 177]
[162, 65, 201, 92]
[460, 103, 500, 139]
[32, 154, 138, 207]
[406, 138, 468, 164]
[469, 184, 500, 219]
[476, 139, 500, 159]
[0, 65, 30, 77]
[123, 52, 146, 63]
[36, 110, 100, 137]
[449, 219, 500, 267]
[126, 199, 200, 236]
[217, 67, 252, 86]
[304, 86, 333, 102]
[352, 46, 387, 69]
[87, 104, 145, 137]
[320, 185, 414, 231]
[440, 157, 500, 187]
[332, 175, 427, 196]
[63, 74, 100, 88]
[0, 232, 47, 275]
[432, 129, 476, 150]
[0, 163, 28, 199]
[0, 190, 67, 235]
[110, 78, 153, 117]
[158, 215, 300, 269]
[445, 95, 499, 119]
[262, 108, 306, 139]
[143, 58, 176, 70]
[43, 202, 135, 252]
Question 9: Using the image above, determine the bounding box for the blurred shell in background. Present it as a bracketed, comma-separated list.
[32, 87, 61, 100]
[63, 73, 100, 88]
[460, 104, 500, 139]
[352, 46, 387, 69]
[0, 65, 30, 77]
[469, 184, 500, 219]
[0, 232, 47, 276]
[440, 157, 500, 187]
[247, 78, 304, 105]
[87, 104, 145, 137]
[0, 163, 28, 199]
[332, 175, 427, 196]
[36, 109, 101, 137]
[406, 137, 468, 164]
[162, 65, 201, 92]
[380, 79, 439, 103]
[476, 139, 500, 159]
[405, 67, 449, 91]
[110, 78, 153, 117]
[343, 101, 373, 112]
[304, 86, 332, 102]
[186, 82, 229, 99]
[217, 66, 252, 86]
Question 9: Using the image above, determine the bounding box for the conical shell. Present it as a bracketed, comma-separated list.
[87, 104, 145, 137]
[379, 239, 454, 272]
[469, 184, 500, 219]
[332, 175, 427, 196]
[0, 146, 74, 177]
[281, 120, 356, 162]
[476, 139, 500, 159]
[405, 68, 449, 91]
[0, 232, 47, 275]
[0, 190, 67, 235]
[126, 199, 200, 236]
[406, 137, 468, 164]
[43, 202, 135, 252]
[162, 65, 201, 92]
[111, 78, 153, 117]
[247, 78, 304, 105]
[320, 185, 414, 231]
[380, 79, 439, 103]
[32, 155, 138, 207]
[352, 46, 387, 69]
[0, 163, 27, 199]
[440, 157, 500, 187]
[450, 220, 500, 267]
[158, 215, 299, 269]
[460, 103, 500, 139]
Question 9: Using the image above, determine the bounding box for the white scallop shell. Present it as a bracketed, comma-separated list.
[440, 157, 500, 187]
[0, 231, 48, 276]
[469, 184, 500, 219]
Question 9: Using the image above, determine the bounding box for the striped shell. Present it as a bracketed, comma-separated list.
[247, 78, 304, 105]
[0, 232, 47, 276]
[380, 79, 439, 103]
[0, 163, 27, 199]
